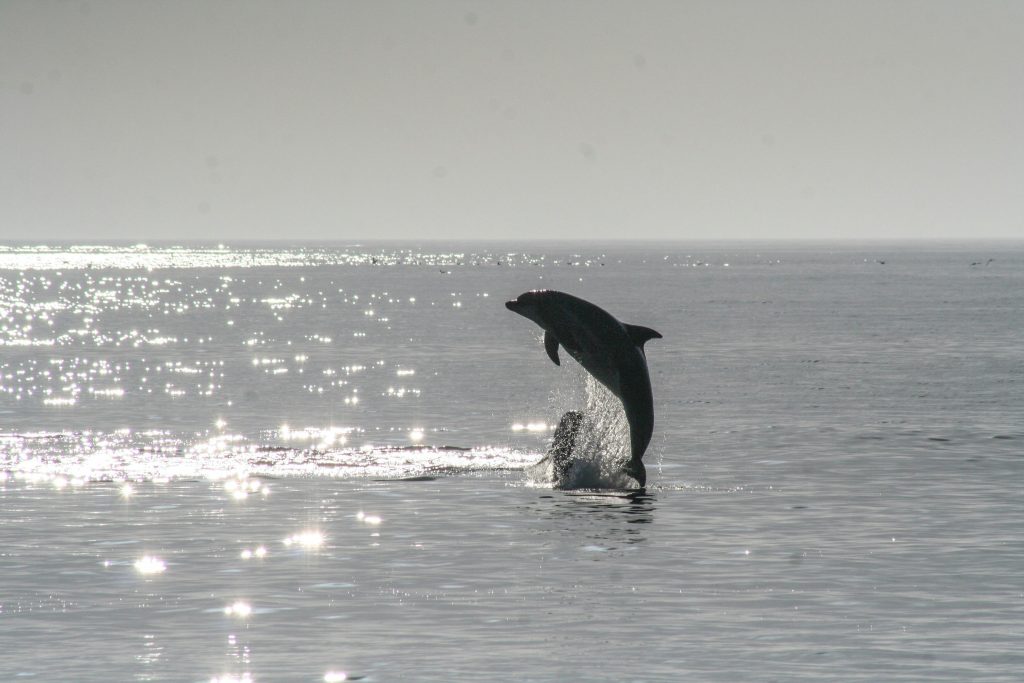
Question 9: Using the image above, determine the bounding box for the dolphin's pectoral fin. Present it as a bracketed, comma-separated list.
[544, 330, 561, 366]
[624, 324, 662, 350]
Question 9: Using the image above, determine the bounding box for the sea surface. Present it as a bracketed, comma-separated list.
[1, 241, 1022, 682]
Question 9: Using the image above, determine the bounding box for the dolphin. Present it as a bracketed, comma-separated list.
[505, 290, 661, 486]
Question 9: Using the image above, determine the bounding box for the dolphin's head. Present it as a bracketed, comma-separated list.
[505, 290, 551, 326]
[621, 458, 647, 488]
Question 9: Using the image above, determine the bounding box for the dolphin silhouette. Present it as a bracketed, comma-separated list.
[505, 290, 661, 486]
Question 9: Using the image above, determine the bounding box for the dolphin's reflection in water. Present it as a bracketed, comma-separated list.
[529, 489, 656, 549]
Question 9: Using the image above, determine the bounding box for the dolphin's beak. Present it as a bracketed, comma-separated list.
[506, 297, 543, 325]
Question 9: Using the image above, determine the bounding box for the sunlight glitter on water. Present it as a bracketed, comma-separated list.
[1, 252, 566, 485]
[1, 427, 539, 482]
[283, 530, 325, 549]
[240, 546, 267, 560]
[511, 422, 552, 432]
[209, 675, 253, 683]
[356, 511, 382, 525]
[133, 556, 166, 575]
[223, 477, 269, 500]
[223, 601, 252, 618]
[1, 243, 592, 273]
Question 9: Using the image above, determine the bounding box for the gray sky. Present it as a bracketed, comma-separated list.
[2, 1, 1021, 241]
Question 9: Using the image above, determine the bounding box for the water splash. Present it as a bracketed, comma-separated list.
[528, 367, 636, 489]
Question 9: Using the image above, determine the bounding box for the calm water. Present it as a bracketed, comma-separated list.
[1, 241, 1022, 681]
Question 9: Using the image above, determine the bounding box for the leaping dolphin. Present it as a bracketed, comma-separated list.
[505, 290, 661, 486]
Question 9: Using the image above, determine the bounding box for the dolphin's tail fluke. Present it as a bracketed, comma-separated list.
[621, 458, 647, 487]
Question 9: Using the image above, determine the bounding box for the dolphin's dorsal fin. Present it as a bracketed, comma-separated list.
[544, 330, 561, 365]
[625, 324, 662, 350]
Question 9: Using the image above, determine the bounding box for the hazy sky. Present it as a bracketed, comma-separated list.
[2, 1, 1021, 241]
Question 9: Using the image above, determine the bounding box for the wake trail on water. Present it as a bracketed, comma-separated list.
[0, 430, 538, 484]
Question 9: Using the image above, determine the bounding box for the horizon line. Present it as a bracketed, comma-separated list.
[3, 236, 1023, 246]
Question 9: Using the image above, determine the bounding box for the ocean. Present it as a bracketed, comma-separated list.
[1, 241, 1021, 682]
